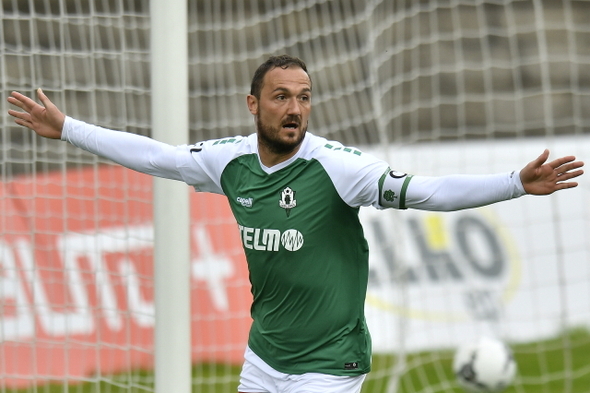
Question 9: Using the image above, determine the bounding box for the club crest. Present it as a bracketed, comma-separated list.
[279, 187, 297, 217]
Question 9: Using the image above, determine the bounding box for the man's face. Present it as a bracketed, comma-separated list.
[247, 66, 312, 156]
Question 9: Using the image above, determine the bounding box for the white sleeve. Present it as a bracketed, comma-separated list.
[60, 117, 215, 189]
[313, 141, 390, 208]
[379, 170, 527, 211]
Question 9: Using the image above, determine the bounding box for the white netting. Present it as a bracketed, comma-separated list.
[1, 1, 590, 392]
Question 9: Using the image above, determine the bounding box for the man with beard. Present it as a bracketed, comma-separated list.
[8, 55, 584, 393]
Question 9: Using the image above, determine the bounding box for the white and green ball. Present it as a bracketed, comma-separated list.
[453, 337, 517, 393]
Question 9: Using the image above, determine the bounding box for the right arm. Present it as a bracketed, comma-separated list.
[61, 116, 184, 181]
[8, 89, 185, 182]
[8, 89, 229, 193]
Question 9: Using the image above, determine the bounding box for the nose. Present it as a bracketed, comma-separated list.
[286, 97, 301, 115]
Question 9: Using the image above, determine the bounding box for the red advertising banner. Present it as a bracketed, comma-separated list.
[1, 166, 251, 388]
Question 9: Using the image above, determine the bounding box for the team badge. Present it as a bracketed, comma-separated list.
[279, 187, 297, 217]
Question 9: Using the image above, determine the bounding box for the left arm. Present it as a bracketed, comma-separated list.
[403, 171, 525, 211]
[400, 150, 583, 211]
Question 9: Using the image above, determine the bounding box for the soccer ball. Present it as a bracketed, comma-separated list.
[453, 337, 517, 393]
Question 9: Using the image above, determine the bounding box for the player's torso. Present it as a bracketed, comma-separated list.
[219, 150, 371, 374]
[221, 153, 360, 288]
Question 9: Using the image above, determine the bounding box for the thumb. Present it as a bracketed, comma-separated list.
[36, 88, 52, 108]
[532, 149, 550, 168]
[35, 87, 66, 135]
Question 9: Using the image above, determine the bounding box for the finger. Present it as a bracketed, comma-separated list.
[554, 163, 583, 178]
[556, 161, 584, 175]
[7, 96, 29, 112]
[8, 109, 31, 122]
[12, 117, 33, 129]
[555, 181, 579, 190]
[9, 91, 38, 111]
[548, 155, 577, 170]
[557, 169, 584, 181]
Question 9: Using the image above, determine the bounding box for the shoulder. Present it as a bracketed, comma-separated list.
[176, 134, 256, 193]
[189, 133, 254, 156]
[301, 133, 385, 170]
[299, 133, 389, 208]
[188, 133, 256, 167]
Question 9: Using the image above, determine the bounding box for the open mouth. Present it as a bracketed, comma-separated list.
[282, 122, 299, 129]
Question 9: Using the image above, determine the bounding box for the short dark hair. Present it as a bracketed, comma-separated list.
[250, 55, 311, 99]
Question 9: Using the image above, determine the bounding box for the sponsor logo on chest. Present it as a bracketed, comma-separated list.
[236, 186, 305, 251]
[238, 225, 304, 252]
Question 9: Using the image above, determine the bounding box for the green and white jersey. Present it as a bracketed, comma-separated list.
[62, 116, 526, 377]
[179, 133, 394, 376]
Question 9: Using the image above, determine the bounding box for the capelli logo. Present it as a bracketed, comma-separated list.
[236, 196, 253, 208]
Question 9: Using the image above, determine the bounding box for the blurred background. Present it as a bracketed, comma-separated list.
[1, 1, 590, 392]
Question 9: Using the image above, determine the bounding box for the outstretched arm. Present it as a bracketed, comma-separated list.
[520, 149, 584, 195]
[7, 89, 65, 138]
[7, 89, 187, 182]
[387, 151, 584, 212]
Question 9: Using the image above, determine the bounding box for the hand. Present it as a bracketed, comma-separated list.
[520, 149, 584, 195]
[7, 89, 66, 139]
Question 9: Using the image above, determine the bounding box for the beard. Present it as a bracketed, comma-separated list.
[256, 114, 307, 156]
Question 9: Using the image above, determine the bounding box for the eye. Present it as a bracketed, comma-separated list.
[276, 94, 286, 101]
[300, 95, 310, 102]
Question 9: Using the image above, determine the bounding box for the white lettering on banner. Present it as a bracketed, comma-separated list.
[57, 226, 154, 332]
[1, 223, 238, 339]
[119, 258, 154, 327]
[17, 239, 94, 337]
[68, 226, 155, 330]
[0, 241, 34, 341]
[60, 236, 121, 331]
[191, 225, 234, 312]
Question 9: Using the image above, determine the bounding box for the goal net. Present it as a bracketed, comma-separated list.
[2, 0, 590, 392]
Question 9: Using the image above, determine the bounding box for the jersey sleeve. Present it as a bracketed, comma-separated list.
[60, 116, 229, 194]
[178, 136, 251, 194]
[398, 172, 527, 211]
[313, 141, 390, 208]
[315, 138, 526, 210]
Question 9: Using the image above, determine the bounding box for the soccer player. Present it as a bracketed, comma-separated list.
[8, 55, 584, 393]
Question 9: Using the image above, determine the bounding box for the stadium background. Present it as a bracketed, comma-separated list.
[4, 0, 590, 176]
[2, 1, 590, 392]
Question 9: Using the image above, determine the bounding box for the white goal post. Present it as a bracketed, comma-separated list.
[1, 1, 590, 393]
[150, 1, 190, 393]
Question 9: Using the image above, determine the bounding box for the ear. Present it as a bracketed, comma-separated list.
[246, 94, 258, 115]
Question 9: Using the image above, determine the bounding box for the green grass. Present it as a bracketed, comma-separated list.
[6, 329, 590, 393]
[365, 327, 590, 393]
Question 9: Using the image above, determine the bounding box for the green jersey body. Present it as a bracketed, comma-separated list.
[181, 132, 408, 376]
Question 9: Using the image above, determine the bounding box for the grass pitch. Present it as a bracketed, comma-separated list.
[6, 328, 589, 393]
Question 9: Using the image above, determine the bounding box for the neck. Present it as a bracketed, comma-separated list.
[258, 142, 301, 167]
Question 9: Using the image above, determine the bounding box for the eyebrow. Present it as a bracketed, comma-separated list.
[271, 87, 312, 94]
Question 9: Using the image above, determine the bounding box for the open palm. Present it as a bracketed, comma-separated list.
[7, 89, 65, 139]
[520, 149, 584, 195]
